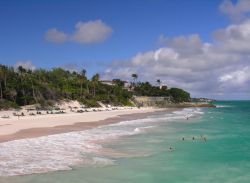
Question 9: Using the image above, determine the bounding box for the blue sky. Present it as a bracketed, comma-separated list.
[0, 0, 250, 99]
[0, 0, 226, 73]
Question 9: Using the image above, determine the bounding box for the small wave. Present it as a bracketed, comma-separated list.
[91, 157, 115, 166]
[134, 126, 156, 133]
[0, 107, 205, 177]
[0, 125, 142, 176]
[216, 105, 232, 108]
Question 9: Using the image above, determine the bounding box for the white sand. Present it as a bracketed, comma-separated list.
[0, 107, 159, 136]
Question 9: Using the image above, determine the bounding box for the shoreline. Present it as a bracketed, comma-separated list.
[0, 108, 172, 143]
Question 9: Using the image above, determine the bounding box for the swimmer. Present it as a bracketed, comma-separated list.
[192, 137, 195, 140]
[182, 137, 185, 141]
[168, 146, 174, 152]
[200, 135, 203, 140]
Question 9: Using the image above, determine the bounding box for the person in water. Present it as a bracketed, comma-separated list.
[192, 137, 195, 140]
[182, 137, 185, 141]
[200, 135, 207, 142]
[168, 146, 174, 152]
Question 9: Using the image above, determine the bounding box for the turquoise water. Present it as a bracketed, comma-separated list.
[1, 101, 250, 183]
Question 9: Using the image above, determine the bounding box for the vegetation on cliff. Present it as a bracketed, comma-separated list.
[0, 64, 191, 109]
[133, 82, 190, 102]
[0, 65, 132, 108]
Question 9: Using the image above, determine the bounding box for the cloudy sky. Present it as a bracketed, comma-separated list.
[0, 0, 250, 100]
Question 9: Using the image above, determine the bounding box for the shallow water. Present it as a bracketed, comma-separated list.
[1, 101, 250, 183]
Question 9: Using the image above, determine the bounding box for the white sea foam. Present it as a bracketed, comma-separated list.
[0, 108, 204, 177]
[216, 105, 232, 108]
[91, 157, 115, 166]
[0, 127, 139, 176]
[134, 126, 156, 133]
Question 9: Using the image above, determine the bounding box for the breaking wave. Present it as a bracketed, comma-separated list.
[0, 108, 203, 177]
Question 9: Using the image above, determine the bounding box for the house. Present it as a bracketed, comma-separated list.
[101, 80, 132, 90]
[100, 80, 115, 86]
[160, 85, 168, 90]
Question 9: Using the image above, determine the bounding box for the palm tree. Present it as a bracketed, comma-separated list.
[131, 73, 138, 86]
[9, 89, 17, 102]
[81, 69, 87, 78]
[0, 67, 4, 99]
[27, 70, 38, 103]
[18, 66, 28, 105]
[157, 79, 161, 87]
[91, 73, 99, 97]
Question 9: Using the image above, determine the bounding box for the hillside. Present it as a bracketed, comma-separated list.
[0, 64, 191, 109]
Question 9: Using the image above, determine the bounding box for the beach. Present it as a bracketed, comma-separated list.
[0, 106, 164, 142]
[0, 101, 249, 182]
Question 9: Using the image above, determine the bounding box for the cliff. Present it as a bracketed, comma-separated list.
[132, 96, 216, 108]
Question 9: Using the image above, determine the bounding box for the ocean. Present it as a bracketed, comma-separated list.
[1, 101, 250, 183]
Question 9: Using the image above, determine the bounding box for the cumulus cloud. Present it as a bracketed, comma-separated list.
[15, 61, 36, 71]
[44, 20, 112, 44]
[219, 66, 250, 85]
[213, 20, 250, 53]
[44, 28, 67, 43]
[220, 0, 250, 22]
[71, 20, 112, 44]
[103, 20, 250, 99]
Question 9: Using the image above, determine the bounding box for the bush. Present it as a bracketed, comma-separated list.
[0, 99, 19, 110]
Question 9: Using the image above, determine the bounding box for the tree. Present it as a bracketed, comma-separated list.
[91, 73, 100, 97]
[112, 79, 125, 87]
[156, 79, 161, 87]
[169, 88, 190, 103]
[27, 70, 38, 103]
[17, 66, 28, 105]
[9, 89, 17, 102]
[78, 75, 86, 98]
[81, 69, 87, 78]
[0, 63, 192, 109]
[131, 73, 138, 86]
[0, 67, 4, 99]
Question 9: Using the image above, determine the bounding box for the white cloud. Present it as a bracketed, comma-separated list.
[103, 20, 250, 99]
[44, 20, 112, 44]
[213, 20, 250, 53]
[71, 20, 112, 44]
[220, 0, 250, 22]
[44, 28, 67, 43]
[15, 61, 36, 71]
[219, 67, 250, 85]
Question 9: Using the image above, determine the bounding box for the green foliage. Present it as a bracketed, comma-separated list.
[0, 64, 191, 109]
[0, 99, 19, 109]
[134, 82, 190, 103]
[168, 88, 191, 102]
[134, 82, 170, 96]
[0, 64, 134, 109]
[112, 79, 125, 87]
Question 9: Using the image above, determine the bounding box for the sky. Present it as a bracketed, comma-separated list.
[0, 0, 250, 100]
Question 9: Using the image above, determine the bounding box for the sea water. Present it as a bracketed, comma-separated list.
[1, 101, 250, 183]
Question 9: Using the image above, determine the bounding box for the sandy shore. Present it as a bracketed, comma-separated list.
[0, 108, 167, 143]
